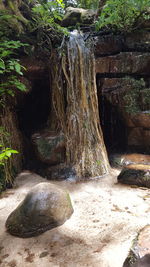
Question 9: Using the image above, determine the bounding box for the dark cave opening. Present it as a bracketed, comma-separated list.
[98, 93, 127, 154]
[16, 75, 51, 169]
[17, 77, 51, 138]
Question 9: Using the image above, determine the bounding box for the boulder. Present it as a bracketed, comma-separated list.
[123, 226, 150, 267]
[118, 164, 150, 188]
[61, 7, 95, 27]
[32, 131, 65, 165]
[6, 182, 73, 237]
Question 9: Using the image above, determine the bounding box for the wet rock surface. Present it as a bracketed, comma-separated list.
[118, 164, 150, 188]
[32, 131, 65, 165]
[123, 226, 150, 267]
[40, 164, 77, 181]
[6, 182, 73, 237]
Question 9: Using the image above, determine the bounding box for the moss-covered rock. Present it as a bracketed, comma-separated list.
[61, 7, 95, 27]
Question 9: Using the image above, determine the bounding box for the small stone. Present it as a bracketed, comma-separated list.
[39, 251, 49, 258]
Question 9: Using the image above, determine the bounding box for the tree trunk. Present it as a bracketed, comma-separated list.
[51, 32, 110, 179]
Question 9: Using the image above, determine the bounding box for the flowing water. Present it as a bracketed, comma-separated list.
[53, 30, 109, 178]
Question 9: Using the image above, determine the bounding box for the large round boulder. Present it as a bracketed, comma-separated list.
[6, 182, 73, 237]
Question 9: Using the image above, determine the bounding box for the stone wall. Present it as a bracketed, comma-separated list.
[94, 31, 150, 152]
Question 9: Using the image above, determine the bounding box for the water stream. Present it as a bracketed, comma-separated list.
[53, 30, 110, 178]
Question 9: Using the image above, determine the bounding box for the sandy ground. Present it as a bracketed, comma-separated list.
[0, 168, 150, 267]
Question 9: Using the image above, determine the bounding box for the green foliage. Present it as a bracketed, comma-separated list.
[123, 77, 147, 114]
[0, 9, 25, 38]
[0, 10, 15, 38]
[0, 147, 18, 166]
[0, 12, 28, 191]
[95, 0, 150, 32]
[76, 0, 99, 9]
[29, 0, 68, 52]
[140, 88, 150, 110]
[31, 0, 68, 34]
[0, 40, 27, 106]
[0, 127, 18, 190]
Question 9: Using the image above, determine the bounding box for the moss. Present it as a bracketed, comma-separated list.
[123, 77, 146, 114]
[123, 236, 139, 266]
[66, 192, 73, 208]
[141, 88, 150, 110]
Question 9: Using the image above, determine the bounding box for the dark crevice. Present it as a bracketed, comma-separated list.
[95, 52, 122, 57]
[98, 94, 127, 154]
[17, 76, 51, 138]
[96, 73, 127, 154]
[95, 49, 150, 57]
[96, 73, 150, 78]
[16, 75, 51, 169]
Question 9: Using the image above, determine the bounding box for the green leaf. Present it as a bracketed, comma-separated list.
[14, 62, 21, 74]
[0, 59, 5, 70]
[7, 90, 14, 96]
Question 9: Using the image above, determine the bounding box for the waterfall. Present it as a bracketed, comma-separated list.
[52, 30, 109, 178]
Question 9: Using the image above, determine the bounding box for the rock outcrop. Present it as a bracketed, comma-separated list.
[61, 7, 95, 27]
[95, 32, 150, 152]
[118, 164, 150, 188]
[123, 226, 150, 266]
[6, 182, 73, 237]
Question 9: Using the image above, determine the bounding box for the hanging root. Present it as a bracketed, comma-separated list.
[51, 36, 110, 178]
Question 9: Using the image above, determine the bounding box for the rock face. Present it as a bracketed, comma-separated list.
[96, 52, 150, 74]
[32, 131, 65, 165]
[118, 164, 150, 188]
[94, 35, 123, 56]
[123, 226, 150, 267]
[6, 182, 73, 237]
[95, 32, 150, 151]
[61, 7, 95, 27]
